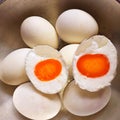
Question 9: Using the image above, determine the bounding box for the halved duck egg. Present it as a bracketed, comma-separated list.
[73, 35, 117, 92]
[25, 45, 68, 94]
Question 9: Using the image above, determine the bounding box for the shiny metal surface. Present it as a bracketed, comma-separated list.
[0, 0, 120, 120]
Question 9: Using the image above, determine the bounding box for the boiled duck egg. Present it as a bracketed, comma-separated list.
[59, 44, 79, 79]
[73, 35, 117, 92]
[13, 82, 61, 120]
[0, 48, 31, 85]
[56, 9, 98, 43]
[21, 16, 59, 49]
[25, 45, 68, 94]
[63, 81, 111, 116]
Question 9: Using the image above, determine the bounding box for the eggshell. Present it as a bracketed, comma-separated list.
[59, 44, 79, 78]
[21, 16, 59, 48]
[56, 9, 98, 43]
[73, 35, 117, 92]
[13, 82, 61, 120]
[0, 48, 31, 85]
[63, 81, 111, 116]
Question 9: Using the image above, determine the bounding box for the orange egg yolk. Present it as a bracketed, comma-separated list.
[34, 59, 62, 81]
[76, 54, 110, 78]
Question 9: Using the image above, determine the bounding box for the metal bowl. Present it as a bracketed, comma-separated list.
[0, 0, 120, 120]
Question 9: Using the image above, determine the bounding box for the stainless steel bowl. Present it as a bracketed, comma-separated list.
[0, 0, 120, 120]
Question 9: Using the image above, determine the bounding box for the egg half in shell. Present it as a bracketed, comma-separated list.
[73, 35, 117, 92]
[25, 45, 68, 94]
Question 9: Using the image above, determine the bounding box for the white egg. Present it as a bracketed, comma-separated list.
[63, 81, 111, 116]
[73, 35, 117, 92]
[56, 9, 98, 43]
[13, 82, 61, 120]
[59, 44, 79, 78]
[0, 48, 31, 85]
[21, 16, 59, 49]
[25, 45, 68, 94]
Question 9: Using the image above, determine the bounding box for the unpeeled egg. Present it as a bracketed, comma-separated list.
[21, 16, 59, 49]
[63, 81, 111, 116]
[13, 82, 61, 120]
[59, 44, 79, 78]
[56, 9, 98, 43]
[0, 48, 31, 85]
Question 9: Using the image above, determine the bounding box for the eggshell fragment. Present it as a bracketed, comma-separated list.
[56, 9, 98, 43]
[0, 48, 31, 85]
[63, 81, 111, 116]
[13, 82, 61, 120]
[21, 16, 59, 48]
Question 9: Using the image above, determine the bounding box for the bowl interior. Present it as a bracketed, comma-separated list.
[0, 0, 120, 120]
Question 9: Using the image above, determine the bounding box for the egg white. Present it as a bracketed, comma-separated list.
[25, 48, 68, 94]
[73, 35, 117, 92]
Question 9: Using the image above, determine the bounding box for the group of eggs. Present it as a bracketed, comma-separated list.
[0, 9, 117, 120]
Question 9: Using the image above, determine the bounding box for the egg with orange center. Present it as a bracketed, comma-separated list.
[25, 45, 68, 94]
[73, 35, 117, 92]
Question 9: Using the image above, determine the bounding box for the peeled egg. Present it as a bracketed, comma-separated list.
[63, 81, 111, 116]
[13, 82, 61, 120]
[25, 45, 68, 94]
[59, 44, 79, 78]
[73, 35, 117, 92]
[0, 48, 31, 85]
[56, 9, 98, 43]
[21, 16, 59, 49]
